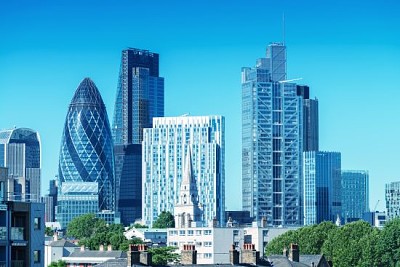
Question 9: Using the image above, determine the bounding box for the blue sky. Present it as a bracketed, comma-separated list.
[1, 0, 399, 211]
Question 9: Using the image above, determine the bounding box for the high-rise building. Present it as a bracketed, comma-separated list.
[303, 151, 341, 225]
[0, 127, 41, 202]
[142, 116, 225, 227]
[385, 181, 400, 220]
[112, 48, 164, 226]
[112, 48, 164, 145]
[57, 78, 115, 228]
[242, 43, 304, 225]
[296, 85, 319, 151]
[114, 144, 142, 225]
[341, 170, 369, 222]
[41, 179, 58, 222]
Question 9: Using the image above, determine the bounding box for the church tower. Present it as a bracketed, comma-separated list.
[174, 147, 202, 228]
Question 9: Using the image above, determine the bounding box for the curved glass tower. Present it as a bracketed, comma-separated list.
[58, 78, 115, 211]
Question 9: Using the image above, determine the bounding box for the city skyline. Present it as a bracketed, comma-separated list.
[1, 0, 400, 211]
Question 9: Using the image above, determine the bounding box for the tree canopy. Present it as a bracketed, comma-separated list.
[48, 260, 66, 267]
[149, 246, 180, 266]
[153, 211, 175, 228]
[265, 219, 400, 267]
[66, 214, 143, 251]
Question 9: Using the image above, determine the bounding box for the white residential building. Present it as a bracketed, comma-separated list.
[142, 115, 225, 227]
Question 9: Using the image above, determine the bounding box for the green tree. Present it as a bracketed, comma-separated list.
[48, 260, 66, 267]
[376, 218, 400, 266]
[153, 211, 175, 228]
[149, 246, 180, 266]
[133, 223, 148, 228]
[322, 220, 373, 267]
[45, 226, 54, 237]
[67, 214, 101, 239]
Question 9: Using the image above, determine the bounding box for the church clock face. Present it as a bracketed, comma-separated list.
[183, 194, 187, 204]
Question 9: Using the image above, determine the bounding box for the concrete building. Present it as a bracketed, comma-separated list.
[124, 228, 167, 246]
[385, 181, 400, 220]
[44, 239, 78, 267]
[0, 171, 45, 267]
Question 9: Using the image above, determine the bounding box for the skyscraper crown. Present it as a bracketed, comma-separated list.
[70, 78, 105, 107]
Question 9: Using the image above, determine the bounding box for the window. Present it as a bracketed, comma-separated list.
[204, 230, 212, 235]
[169, 230, 177, 236]
[195, 230, 202, 235]
[188, 230, 193, 236]
[34, 217, 41, 230]
[204, 241, 212, 247]
[33, 250, 40, 263]
[204, 253, 212, 259]
[179, 230, 185, 236]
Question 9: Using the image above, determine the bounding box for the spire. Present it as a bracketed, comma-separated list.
[182, 147, 193, 186]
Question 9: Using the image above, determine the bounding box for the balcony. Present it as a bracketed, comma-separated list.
[10, 227, 24, 241]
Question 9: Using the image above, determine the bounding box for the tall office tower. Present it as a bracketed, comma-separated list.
[113, 48, 164, 145]
[296, 85, 319, 151]
[341, 170, 369, 222]
[112, 48, 164, 225]
[114, 144, 142, 224]
[58, 78, 115, 222]
[0, 127, 41, 202]
[242, 43, 304, 225]
[142, 116, 225, 227]
[41, 179, 58, 222]
[385, 181, 400, 220]
[303, 151, 341, 225]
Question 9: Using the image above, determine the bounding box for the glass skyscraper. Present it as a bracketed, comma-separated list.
[112, 48, 164, 225]
[303, 151, 341, 225]
[341, 170, 369, 222]
[112, 48, 164, 145]
[242, 43, 304, 225]
[58, 78, 115, 217]
[0, 127, 41, 202]
[142, 116, 225, 227]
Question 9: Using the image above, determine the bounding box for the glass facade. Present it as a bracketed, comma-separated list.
[0, 128, 41, 202]
[242, 43, 303, 226]
[142, 116, 225, 227]
[385, 181, 400, 220]
[112, 48, 164, 145]
[58, 78, 115, 212]
[114, 144, 142, 225]
[341, 170, 369, 222]
[303, 151, 341, 225]
[56, 182, 99, 229]
[112, 48, 164, 225]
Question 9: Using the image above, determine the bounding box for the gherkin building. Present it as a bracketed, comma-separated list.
[58, 78, 115, 211]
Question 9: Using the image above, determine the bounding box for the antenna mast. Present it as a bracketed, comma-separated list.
[282, 12, 286, 45]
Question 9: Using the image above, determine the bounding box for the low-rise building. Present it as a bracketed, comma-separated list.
[124, 227, 167, 246]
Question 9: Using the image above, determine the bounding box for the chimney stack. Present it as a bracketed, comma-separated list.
[107, 244, 112, 251]
[181, 244, 197, 264]
[241, 244, 259, 265]
[261, 216, 267, 228]
[289, 243, 299, 262]
[99, 244, 104, 251]
[229, 244, 239, 265]
[138, 244, 152, 266]
[127, 244, 140, 266]
[80, 245, 85, 252]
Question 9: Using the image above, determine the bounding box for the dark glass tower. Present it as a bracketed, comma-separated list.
[58, 78, 115, 211]
[113, 48, 164, 145]
[297, 85, 319, 151]
[112, 48, 164, 225]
